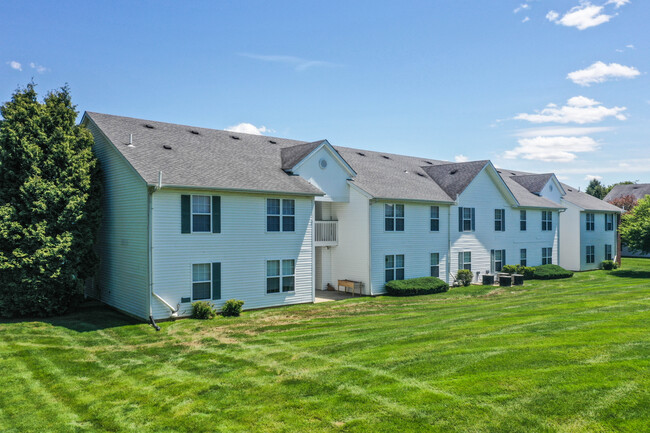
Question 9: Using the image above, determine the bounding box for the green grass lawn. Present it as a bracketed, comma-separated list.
[1, 259, 649, 433]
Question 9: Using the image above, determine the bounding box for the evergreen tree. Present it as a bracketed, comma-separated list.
[0, 84, 101, 317]
[620, 196, 650, 254]
[585, 178, 606, 199]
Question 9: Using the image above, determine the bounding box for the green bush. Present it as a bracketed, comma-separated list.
[456, 269, 473, 286]
[502, 265, 519, 274]
[520, 266, 536, 280]
[533, 264, 573, 280]
[191, 301, 216, 319]
[221, 299, 245, 317]
[385, 277, 449, 296]
[600, 260, 618, 270]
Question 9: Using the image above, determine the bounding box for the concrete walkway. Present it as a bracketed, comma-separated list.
[314, 290, 360, 303]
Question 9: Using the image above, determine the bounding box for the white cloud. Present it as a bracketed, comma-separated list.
[504, 136, 600, 162]
[556, 159, 650, 175]
[585, 174, 603, 181]
[567, 61, 640, 86]
[225, 122, 272, 135]
[514, 126, 614, 137]
[8, 61, 22, 71]
[29, 62, 48, 74]
[546, 2, 614, 30]
[626, 44, 635, 49]
[607, 0, 630, 8]
[239, 53, 338, 71]
[454, 155, 469, 162]
[514, 96, 627, 124]
[514, 4, 530, 13]
[522, 16, 530, 23]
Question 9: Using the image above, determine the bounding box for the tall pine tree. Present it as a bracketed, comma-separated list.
[0, 84, 101, 317]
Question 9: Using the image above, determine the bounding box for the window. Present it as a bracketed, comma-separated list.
[267, 199, 295, 232]
[520, 210, 527, 231]
[459, 207, 475, 232]
[430, 253, 439, 277]
[586, 213, 595, 231]
[192, 195, 211, 232]
[385, 254, 405, 282]
[492, 249, 506, 272]
[494, 209, 505, 231]
[542, 247, 552, 265]
[459, 251, 471, 271]
[192, 263, 211, 300]
[266, 259, 295, 293]
[605, 244, 613, 261]
[605, 214, 614, 231]
[586, 245, 595, 264]
[430, 206, 440, 232]
[520, 249, 527, 267]
[385, 204, 405, 231]
[542, 211, 552, 231]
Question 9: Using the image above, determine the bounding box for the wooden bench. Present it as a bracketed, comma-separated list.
[337, 279, 364, 296]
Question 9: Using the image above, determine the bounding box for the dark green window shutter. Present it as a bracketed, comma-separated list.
[503, 250, 506, 267]
[502, 210, 505, 231]
[212, 262, 221, 300]
[458, 207, 463, 232]
[490, 250, 494, 273]
[181, 195, 191, 233]
[471, 208, 476, 231]
[212, 196, 221, 233]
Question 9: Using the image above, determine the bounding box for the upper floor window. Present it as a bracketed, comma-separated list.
[430, 206, 440, 232]
[586, 245, 595, 264]
[520, 249, 527, 267]
[458, 207, 475, 232]
[494, 209, 505, 232]
[266, 259, 295, 293]
[520, 210, 527, 231]
[586, 213, 595, 231]
[430, 253, 439, 277]
[605, 214, 614, 231]
[385, 204, 404, 232]
[542, 247, 552, 265]
[542, 211, 552, 231]
[192, 195, 211, 232]
[605, 244, 613, 261]
[491, 249, 506, 272]
[385, 254, 405, 282]
[267, 199, 295, 232]
[459, 251, 472, 271]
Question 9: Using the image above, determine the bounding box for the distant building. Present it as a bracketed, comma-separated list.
[604, 184, 650, 258]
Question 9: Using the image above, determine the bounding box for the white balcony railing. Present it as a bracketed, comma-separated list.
[314, 220, 338, 246]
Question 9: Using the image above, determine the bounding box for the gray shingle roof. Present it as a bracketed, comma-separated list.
[421, 161, 489, 200]
[280, 141, 323, 170]
[560, 183, 621, 212]
[604, 184, 650, 202]
[510, 173, 553, 194]
[85, 112, 324, 196]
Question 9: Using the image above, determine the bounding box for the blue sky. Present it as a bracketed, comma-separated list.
[1, 0, 648, 189]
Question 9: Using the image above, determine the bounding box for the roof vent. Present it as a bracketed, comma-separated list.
[357, 152, 366, 156]
[269, 140, 277, 144]
[424, 161, 433, 165]
[416, 172, 425, 177]
[381, 155, 390, 160]
[511, 172, 516, 176]
[190, 130, 200, 135]
[450, 169, 458, 175]
[163, 144, 172, 150]
[633, 186, 640, 189]
[403, 170, 409, 174]
[144, 124, 154, 129]
[230, 135, 240, 140]
[497, 170, 502, 174]
[568, 188, 573, 192]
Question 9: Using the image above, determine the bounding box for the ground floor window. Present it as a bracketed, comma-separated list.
[542, 248, 552, 265]
[520, 249, 527, 267]
[430, 253, 439, 277]
[586, 245, 595, 264]
[605, 244, 613, 261]
[491, 249, 506, 273]
[192, 263, 211, 300]
[459, 251, 471, 271]
[267, 259, 295, 293]
[385, 254, 405, 282]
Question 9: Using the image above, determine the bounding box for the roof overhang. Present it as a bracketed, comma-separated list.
[291, 140, 357, 178]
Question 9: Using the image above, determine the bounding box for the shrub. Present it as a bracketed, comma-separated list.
[221, 299, 245, 317]
[385, 277, 449, 296]
[533, 264, 573, 280]
[600, 260, 618, 270]
[502, 265, 519, 275]
[191, 301, 217, 319]
[520, 266, 536, 280]
[456, 269, 473, 287]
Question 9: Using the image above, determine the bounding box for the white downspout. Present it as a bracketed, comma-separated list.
[447, 205, 452, 285]
[557, 208, 565, 266]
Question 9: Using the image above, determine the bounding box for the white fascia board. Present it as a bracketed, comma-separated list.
[292, 140, 357, 178]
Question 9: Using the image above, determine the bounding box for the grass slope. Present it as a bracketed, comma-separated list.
[1, 259, 649, 432]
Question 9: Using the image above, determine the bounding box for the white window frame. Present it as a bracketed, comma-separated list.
[494, 209, 505, 232]
[191, 263, 212, 301]
[267, 199, 295, 232]
[586, 213, 595, 231]
[520, 210, 527, 231]
[460, 251, 472, 271]
[586, 245, 595, 264]
[605, 244, 613, 261]
[385, 254, 405, 282]
[430, 206, 440, 232]
[385, 204, 405, 232]
[542, 211, 552, 231]
[266, 259, 295, 294]
[462, 208, 474, 232]
[492, 249, 505, 272]
[430, 253, 439, 277]
[520, 248, 527, 267]
[542, 247, 552, 265]
[605, 214, 614, 231]
[191, 195, 211, 233]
